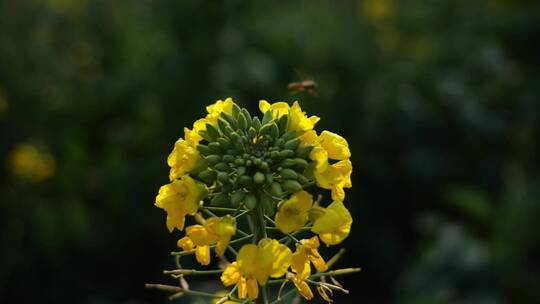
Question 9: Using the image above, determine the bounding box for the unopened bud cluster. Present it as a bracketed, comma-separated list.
[195, 104, 314, 214]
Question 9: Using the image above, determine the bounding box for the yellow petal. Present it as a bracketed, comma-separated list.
[237, 244, 259, 276]
[221, 262, 241, 286]
[258, 239, 293, 280]
[319, 130, 351, 160]
[237, 276, 247, 299]
[246, 278, 259, 300]
[275, 191, 313, 234]
[289, 101, 319, 132]
[195, 245, 211, 265]
[177, 236, 194, 251]
[259, 100, 290, 117]
[167, 138, 201, 181]
[311, 201, 353, 246]
[155, 176, 206, 232]
[293, 277, 314, 300]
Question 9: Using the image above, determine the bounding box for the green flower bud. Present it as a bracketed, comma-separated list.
[217, 137, 230, 148]
[217, 172, 230, 183]
[223, 155, 235, 163]
[220, 112, 238, 129]
[236, 166, 247, 176]
[205, 154, 221, 165]
[297, 174, 309, 185]
[294, 158, 308, 171]
[231, 190, 246, 206]
[232, 103, 241, 118]
[269, 182, 283, 197]
[253, 172, 265, 184]
[284, 138, 300, 150]
[296, 145, 314, 158]
[197, 169, 216, 183]
[282, 180, 303, 193]
[277, 115, 289, 135]
[214, 162, 230, 171]
[235, 158, 245, 166]
[251, 117, 262, 131]
[280, 168, 298, 180]
[211, 193, 230, 206]
[278, 149, 295, 158]
[198, 130, 213, 142]
[241, 108, 252, 126]
[205, 123, 221, 141]
[239, 175, 253, 187]
[280, 158, 297, 168]
[217, 118, 230, 133]
[208, 142, 222, 152]
[281, 130, 297, 141]
[265, 173, 274, 184]
[262, 110, 273, 125]
[238, 112, 248, 130]
[197, 144, 213, 156]
[270, 123, 279, 139]
[244, 194, 258, 210]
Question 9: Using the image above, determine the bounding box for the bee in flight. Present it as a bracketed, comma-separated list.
[287, 79, 318, 95]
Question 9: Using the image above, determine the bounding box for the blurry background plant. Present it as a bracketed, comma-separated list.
[0, 0, 539, 303]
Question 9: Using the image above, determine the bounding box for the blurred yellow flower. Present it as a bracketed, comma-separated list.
[155, 175, 207, 232]
[178, 215, 236, 265]
[167, 138, 201, 181]
[221, 262, 258, 300]
[311, 201, 352, 246]
[275, 191, 313, 234]
[8, 144, 56, 182]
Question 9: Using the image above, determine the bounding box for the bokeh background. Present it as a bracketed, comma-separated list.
[1, 0, 540, 303]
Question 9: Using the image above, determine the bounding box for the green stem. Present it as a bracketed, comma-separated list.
[269, 287, 297, 304]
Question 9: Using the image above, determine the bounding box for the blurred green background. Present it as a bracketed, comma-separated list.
[1, 0, 540, 303]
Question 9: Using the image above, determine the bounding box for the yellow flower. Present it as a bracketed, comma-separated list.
[167, 138, 201, 181]
[291, 236, 328, 279]
[155, 175, 207, 232]
[221, 262, 258, 300]
[8, 144, 56, 182]
[317, 160, 352, 202]
[205, 97, 235, 125]
[311, 201, 352, 246]
[221, 238, 292, 299]
[259, 100, 320, 132]
[178, 215, 236, 265]
[319, 131, 351, 160]
[292, 275, 314, 300]
[184, 118, 208, 146]
[275, 191, 313, 234]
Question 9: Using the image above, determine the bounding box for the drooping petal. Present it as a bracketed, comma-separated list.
[221, 262, 241, 286]
[319, 131, 351, 160]
[195, 245, 211, 265]
[311, 201, 353, 246]
[275, 191, 313, 234]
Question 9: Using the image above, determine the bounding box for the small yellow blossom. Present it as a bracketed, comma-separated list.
[155, 175, 207, 232]
[184, 118, 208, 146]
[206, 98, 235, 125]
[259, 100, 320, 132]
[167, 138, 202, 181]
[178, 215, 236, 265]
[311, 201, 352, 246]
[275, 191, 313, 234]
[314, 159, 352, 202]
[291, 236, 328, 279]
[292, 275, 314, 300]
[8, 144, 56, 182]
[221, 238, 292, 299]
[319, 131, 351, 160]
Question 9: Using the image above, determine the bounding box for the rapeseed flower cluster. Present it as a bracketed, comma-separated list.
[149, 98, 359, 303]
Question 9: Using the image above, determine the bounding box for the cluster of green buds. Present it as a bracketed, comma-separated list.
[149, 98, 356, 303]
[196, 104, 314, 217]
